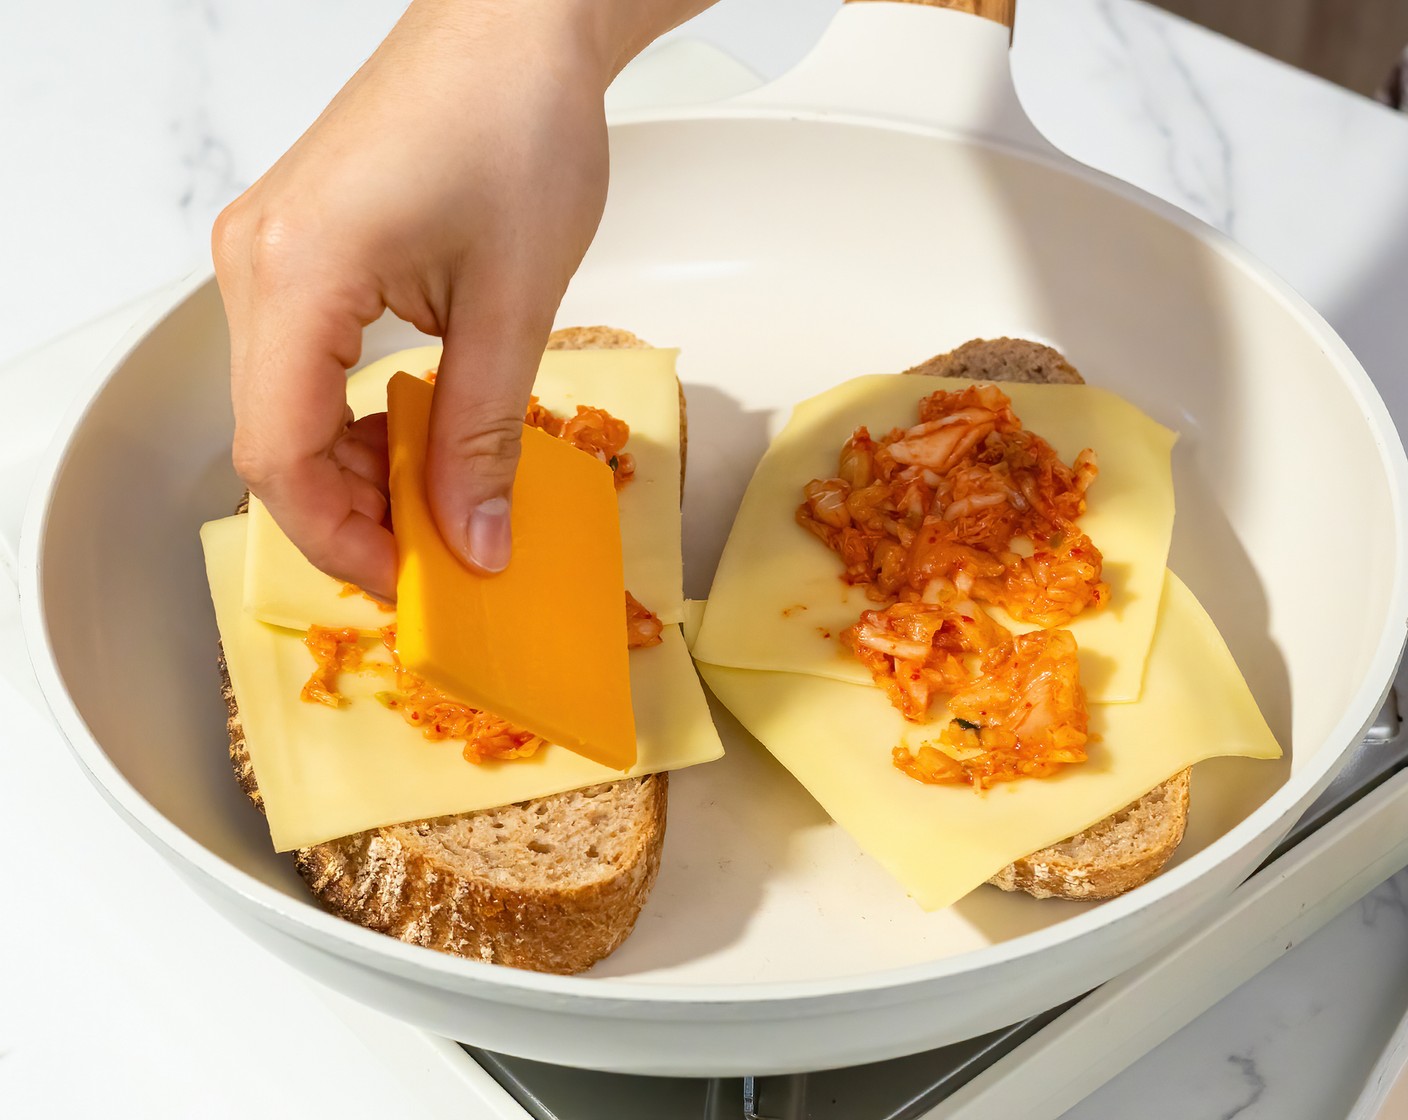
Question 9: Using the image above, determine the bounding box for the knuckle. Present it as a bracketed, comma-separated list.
[432, 416, 524, 488]
[214, 203, 310, 285]
[449, 419, 523, 467]
[212, 198, 306, 286]
[246, 212, 300, 281]
[210, 200, 250, 270]
[231, 430, 279, 489]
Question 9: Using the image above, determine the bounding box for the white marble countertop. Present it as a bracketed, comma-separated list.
[5, 2, 1408, 1118]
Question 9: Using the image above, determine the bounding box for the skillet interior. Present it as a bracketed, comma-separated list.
[36, 117, 1399, 988]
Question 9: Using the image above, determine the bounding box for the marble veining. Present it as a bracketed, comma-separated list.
[1091, 0, 1236, 232]
[1219, 1054, 1269, 1120]
[1061, 871, 1408, 1119]
[174, 111, 243, 223]
[1361, 872, 1408, 927]
[171, 0, 246, 230]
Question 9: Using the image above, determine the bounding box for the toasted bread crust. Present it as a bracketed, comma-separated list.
[903, 337, 1084, 385]
[222, 650, 667, 972]
[222, 326, 676, 972]
[987, 770, 1190, 900]
[291, 777, 667, 972]
[219, 649, 262, 812]
[906, 338, 1190, 900]
[546, 326, 650, 350]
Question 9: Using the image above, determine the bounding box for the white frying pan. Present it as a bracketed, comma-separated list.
[18, 0, 1408, 1076]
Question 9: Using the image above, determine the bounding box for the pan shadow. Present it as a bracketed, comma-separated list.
[591, 381, 824, 976]
[586, 685, 834, 977]
[679, 381, 771, 600]
[1166, 447, 1294, 766]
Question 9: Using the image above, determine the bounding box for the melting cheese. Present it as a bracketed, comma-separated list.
[691, 376, 1177, 703]
[695, 571, 1279, 911]
[243, 345, 685, 630]
[387, 372, 635, 770]
[204, 515, 722, 851]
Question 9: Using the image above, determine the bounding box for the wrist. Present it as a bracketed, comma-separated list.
[411, 0, 709, 87]
[576, 0, 713, 79]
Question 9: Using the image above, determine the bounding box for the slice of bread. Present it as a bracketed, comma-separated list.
[987, 770, 1190, 900]
[906, 337, 1190, 900]
[546, 325, 649, 350]
[223, 326, 672, 974]
[222, 657, 667, 971]
[903, 336, 1085, 385]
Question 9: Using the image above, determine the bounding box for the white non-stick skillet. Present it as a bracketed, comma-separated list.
[16, 0, 1408, 1076]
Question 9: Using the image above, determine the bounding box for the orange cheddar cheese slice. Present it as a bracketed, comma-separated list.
[386, 372, 637, 769]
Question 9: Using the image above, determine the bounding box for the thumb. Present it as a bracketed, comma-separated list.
[424, 301, 549, 575]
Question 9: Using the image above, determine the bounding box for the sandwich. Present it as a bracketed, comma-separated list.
[910, 339, 1185, 900]
[204, 327, 723, 974]
[690, 338, 1281, 909]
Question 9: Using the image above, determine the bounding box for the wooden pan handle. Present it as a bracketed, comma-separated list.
[843, 0, 1016, 32]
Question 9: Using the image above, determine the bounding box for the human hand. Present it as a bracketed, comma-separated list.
[214, 0, 703, 600]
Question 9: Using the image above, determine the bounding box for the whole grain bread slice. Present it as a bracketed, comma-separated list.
[224, 326, 675, 973]
[903, 336, 1085, 385]
[988, 770, 1189, 900]
[546, 325, 650, 350]
[906, 337, 1190, 901]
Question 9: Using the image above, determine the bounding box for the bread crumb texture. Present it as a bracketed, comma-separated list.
[294, 776, 668, 973]
[903, 337, 1085, 385]
[223, 647, 668, 974]
[987, 770, 1190, 900]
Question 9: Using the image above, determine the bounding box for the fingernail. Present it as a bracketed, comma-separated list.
[466, 497, 512, 573]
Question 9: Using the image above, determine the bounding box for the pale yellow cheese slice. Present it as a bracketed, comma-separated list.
[695, 571, 1279, 911]
[243, 496, 397, 631]
[205, 515, 721, 851]
[244, 345, 685, 629]
[346, 346, 442, 420]
[691, 376, 1177, 703]
[682, 599, 707, 649]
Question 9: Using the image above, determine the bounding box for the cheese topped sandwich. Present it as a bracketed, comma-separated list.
[692, 338, 1281, 910]
[202, 327, 723, 973]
